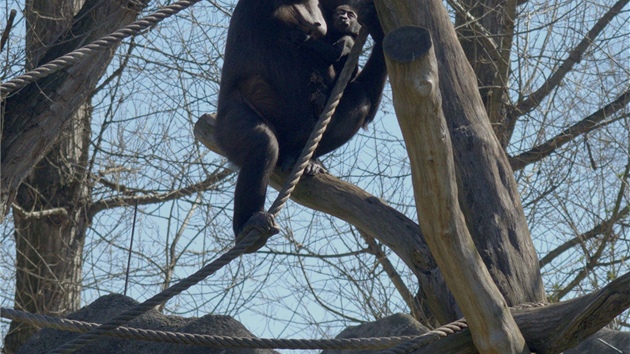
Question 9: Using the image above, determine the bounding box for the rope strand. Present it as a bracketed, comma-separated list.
[380, 320, 468, 354]
[1, 308, 424, 351]
[0, 0, 203, 97]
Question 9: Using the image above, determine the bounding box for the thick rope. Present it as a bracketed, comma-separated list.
[381, 320, 468, 354]
[0, 0, 203, 97]
[48, 235, 261, 353]
[45, 20, 371, 354]
[379, 303, 548, 353]
[1, 308, 419, 350]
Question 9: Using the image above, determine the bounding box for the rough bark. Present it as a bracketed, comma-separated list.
[374, 0, 546, 307]
[0, 0, 148, 220]
[453, 0, 517, 148]
[383, 25, 527, 353]
[2, 0, 148, 351]
[6, 104, 91, 352]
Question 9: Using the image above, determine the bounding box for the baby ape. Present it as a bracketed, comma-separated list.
[305, 5, 362, 74]
[299, 4, 363, 115]
[214, 0, 387, 252]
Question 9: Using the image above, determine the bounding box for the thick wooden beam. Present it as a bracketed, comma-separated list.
[382, 25, 527, 354]
[375, 0, 545, 308]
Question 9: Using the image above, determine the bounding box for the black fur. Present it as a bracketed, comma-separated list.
[214, 0, 387, 250]
[299, 4, 362, 114]
[304, 5, 361, 71]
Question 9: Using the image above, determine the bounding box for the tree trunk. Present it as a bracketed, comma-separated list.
[3, 0, 87, 351]
[454, 0, 517, 147]
[374, 0, 546, 309]
[5, 104, 91, 353]
[0, 0, 148, 220]
[2, 0, 148, 351]
[383, 25, 527, 353]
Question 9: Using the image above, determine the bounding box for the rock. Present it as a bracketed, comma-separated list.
[321, 313, 429, 354]
[18, 294, 278, 354]
[564, 327, 629, 353]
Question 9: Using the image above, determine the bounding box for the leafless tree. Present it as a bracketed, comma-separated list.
[1, 0, 628, 352]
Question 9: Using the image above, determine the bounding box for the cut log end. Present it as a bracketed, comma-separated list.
[383, 26, 432, 63]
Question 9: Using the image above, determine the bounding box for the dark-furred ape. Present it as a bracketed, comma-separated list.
[298, 4, 363, 114]
[214, 0, 387, 252]
[303, 4, 362, 73]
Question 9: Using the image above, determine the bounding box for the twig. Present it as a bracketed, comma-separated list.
[0, 9, 17, 52]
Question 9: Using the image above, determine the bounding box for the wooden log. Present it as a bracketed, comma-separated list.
[415, 271, 630, 353]
[375, 0, 545, 308]
[382, 25, 527, 354]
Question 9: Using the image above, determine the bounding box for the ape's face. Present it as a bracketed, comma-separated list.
[332, 5, 360, 35]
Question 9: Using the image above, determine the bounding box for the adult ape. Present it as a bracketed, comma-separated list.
[214, 0, 387, 252]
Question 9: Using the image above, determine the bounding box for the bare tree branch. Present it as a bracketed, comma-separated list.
[11, 203, 69, 219]
[514, 0, 629, 116]
[510, 90, 630, 171]
[88, 168, 232, 219]
[539, 205, 630, 268]
[554, 160, 630, 300]
[0, 9, 17, 52]
[358, 228, 430, 326]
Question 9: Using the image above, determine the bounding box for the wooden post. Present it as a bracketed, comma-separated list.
[375, 0, 545, 311]
[383, 26, 528, 353]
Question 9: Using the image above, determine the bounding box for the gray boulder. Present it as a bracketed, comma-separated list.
[18, 294, 278, 354]
[321, 313, 630, 353]
[321, 313, 430, 354]
[564, 327, 629, 353]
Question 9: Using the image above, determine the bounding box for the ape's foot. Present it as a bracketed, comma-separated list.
[304, 158, 328, 175]
[279, 157, 328, 176]
[235, 212, 280, 253]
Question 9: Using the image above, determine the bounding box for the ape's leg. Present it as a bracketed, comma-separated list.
[315, 86, 371, 158]
[215, 98, 280, 252]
